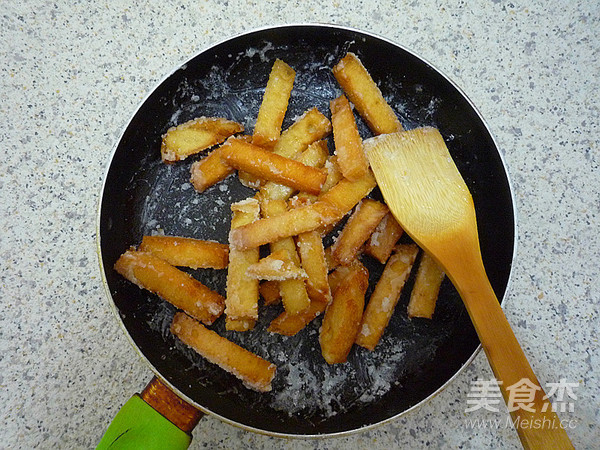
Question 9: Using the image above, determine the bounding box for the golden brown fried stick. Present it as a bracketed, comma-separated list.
[238, 60, 297, 187]
[319, 263, 369, 364]
[259, 140, 328, 201]
[272, 108, 332, 158]
[330, 95, 369, 181]
[225, 198, 260, 330]
[356, 244, 419, 350]
[189, 136, 252, 193]
[220, 140, 327, 196]
[364, 213, 404, 264]
[267, 298, 328, 337]
[332, 53, 402, 135]
[331, 199, 389, 265]
[114, 250, 224, 325]
[161, 117, 243, 162]
[252, 59, 296, 148]
[171, 312, 276, 392]
[139, 235, 229, 269]
[296, 230, 331, 306]
[189, 145, 234, 193]
[407, 252, 445, 319]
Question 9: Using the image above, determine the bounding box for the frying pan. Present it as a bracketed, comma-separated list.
[97, 24, 515, 445]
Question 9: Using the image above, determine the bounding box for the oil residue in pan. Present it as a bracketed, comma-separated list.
[127, 38, 465, 423]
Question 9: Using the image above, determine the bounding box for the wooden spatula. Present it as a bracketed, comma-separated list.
[364, 127, 573, 450]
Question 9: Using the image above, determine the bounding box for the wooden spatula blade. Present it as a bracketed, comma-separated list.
[364, 127, 474, 242]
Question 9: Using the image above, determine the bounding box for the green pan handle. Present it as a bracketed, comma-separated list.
[97, 377, 203, 450]
[97, 395, 191, 450]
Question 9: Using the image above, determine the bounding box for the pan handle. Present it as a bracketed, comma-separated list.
[97, 377, 204, 449]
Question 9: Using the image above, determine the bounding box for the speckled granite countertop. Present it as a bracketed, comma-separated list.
[1, 1, 598, 448]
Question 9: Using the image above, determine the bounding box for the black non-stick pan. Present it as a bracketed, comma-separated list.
[98, 24, 515, 441]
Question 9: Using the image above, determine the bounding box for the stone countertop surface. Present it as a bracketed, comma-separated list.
[1, 1, 598, 448]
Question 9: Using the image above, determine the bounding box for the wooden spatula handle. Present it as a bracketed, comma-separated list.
[455, 259, 574, 449]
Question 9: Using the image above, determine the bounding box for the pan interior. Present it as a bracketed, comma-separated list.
[99, 25, 514, 435]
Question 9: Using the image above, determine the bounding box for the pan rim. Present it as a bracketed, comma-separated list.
[95, 22, 518, 439]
